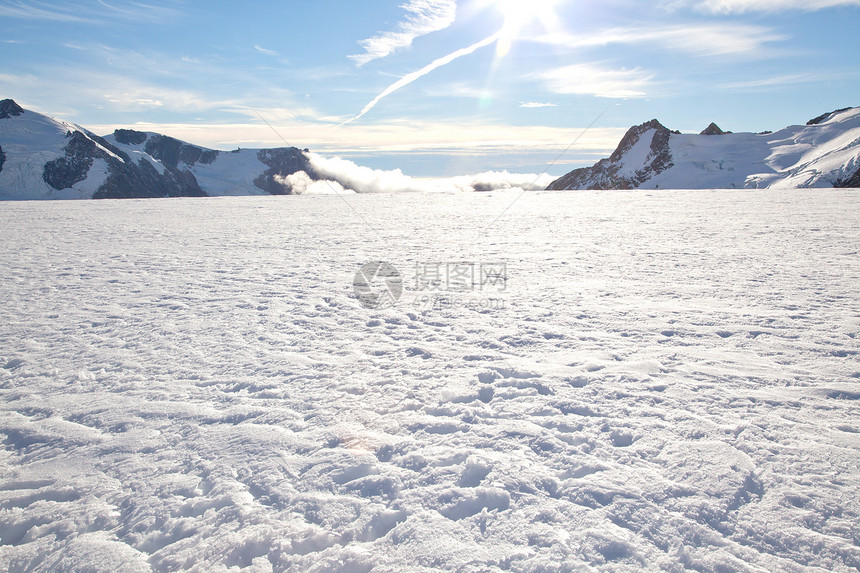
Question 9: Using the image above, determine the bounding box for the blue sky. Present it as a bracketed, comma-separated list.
[1, 0, 859, 175]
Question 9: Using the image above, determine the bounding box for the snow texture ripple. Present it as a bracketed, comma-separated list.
[0, 190, 859, 572]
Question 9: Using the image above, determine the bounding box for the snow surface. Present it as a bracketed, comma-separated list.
[1, 190, 859, 572]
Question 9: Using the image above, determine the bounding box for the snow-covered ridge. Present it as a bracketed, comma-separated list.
[547, 107, 860, 190]
[0, 99, 318, 200]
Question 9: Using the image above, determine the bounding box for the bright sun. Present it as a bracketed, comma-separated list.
[495, 0, 562, 57]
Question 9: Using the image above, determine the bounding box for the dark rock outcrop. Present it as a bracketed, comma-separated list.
[143, 134, 219, 168]
[547, 119, 676, 190]
[807, 108, 852, 126]
[0, 99, 24, 119]
[43, 131, 97, 190]
[254, 148, 316, 195]
[700, 123, 725, 136]
[835, 166, 860, 188]
[39, 127, 207, 198]
[94, 158, 206, 199]
[113, 129, 147, 146]
[90, 132, 131, 163]
[144, 134, 184, 167]
[0, 145, 5, 174]
[178, 145, 218, 166]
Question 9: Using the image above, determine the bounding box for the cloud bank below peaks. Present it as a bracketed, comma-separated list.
[278, 153, 555, 194]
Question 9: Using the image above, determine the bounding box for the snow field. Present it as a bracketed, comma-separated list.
[0, 190, 859, 571]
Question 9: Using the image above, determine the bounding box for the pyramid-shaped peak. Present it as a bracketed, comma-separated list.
[0, 99, 25, 119]
[700, 122, 725, 136]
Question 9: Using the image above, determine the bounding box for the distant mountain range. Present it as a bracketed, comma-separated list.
[548, 107, 860, 190]
[2, 98, 859, 200]
[0, 99, 320, 200]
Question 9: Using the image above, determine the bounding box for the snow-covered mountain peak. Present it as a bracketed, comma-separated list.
[548, 119, 677, 190]
[0, 101, 319, 199]
[548, 106, 860, 190]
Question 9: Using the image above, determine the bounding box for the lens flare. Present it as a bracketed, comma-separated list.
[496, 0, 562, 57]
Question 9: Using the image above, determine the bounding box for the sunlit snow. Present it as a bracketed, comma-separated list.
[1, 190, 858, 571]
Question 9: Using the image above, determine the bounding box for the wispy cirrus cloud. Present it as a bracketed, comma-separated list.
[0, 72, 39, 86]
[664, 0, 860, 12]
[538, 63, 654, 99]
[719, 70, 859, 90]
[538, 23, 785, 58]
[0, 0, 90, 22]
[254, 45, 279, 57]
[97, 79, 240, 113]
[349, 0, 457, 66]
[0, 0, 183, 24]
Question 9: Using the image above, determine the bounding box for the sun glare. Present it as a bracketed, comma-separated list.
[495, 0, 562, 57]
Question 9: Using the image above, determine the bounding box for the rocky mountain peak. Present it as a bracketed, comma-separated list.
[700, 122, 725, 136]
[547, 119, 676, 190]
[0, 99, 25, 119]
[609, 119, 671, 162]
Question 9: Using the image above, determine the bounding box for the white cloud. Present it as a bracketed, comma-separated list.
[520, 102, 557, 108]
[538, 63, 653, 99]
[665, 0, 860, 12]
[275, 171, 354, 195]
[306, 153, 555, 193]
[254, 45, 279, 56]
[350, 0, 457, 66]
[99, 81, 238, 112]
[7, 47, 302, 118]
[537, 24, 785, 58]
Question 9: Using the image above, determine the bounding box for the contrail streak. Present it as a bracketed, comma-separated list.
[340, 31, 501, 127]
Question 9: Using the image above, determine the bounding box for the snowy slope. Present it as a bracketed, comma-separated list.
[0, 100, 106, 200]
[548, 107, 860, 190]
[1, 191, 859, 571]
[100, 130, 316, 198]
[0, 99, 317, 200]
